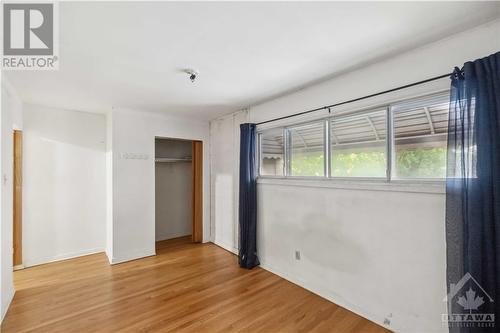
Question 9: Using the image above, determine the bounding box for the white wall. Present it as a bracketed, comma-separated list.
[0, 77, 22, 322]
[108, 109, 210, 264]
[257, 179, 446, 332]
[155, 139, 192, 241]
[22, 105, 106, 267]
[210, 20, 500, 333]
[210, 110, 248, 253]
[105, 112, 114, 261]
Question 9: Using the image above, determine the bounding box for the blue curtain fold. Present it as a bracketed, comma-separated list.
[446, 51, 500, 332]
[239, 123, 259, 269]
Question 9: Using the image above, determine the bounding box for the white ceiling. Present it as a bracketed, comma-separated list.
[5, 1, 500, 120]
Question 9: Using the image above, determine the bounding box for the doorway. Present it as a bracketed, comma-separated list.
[154, 138, 202, 249]
[13, 130, 22, 269]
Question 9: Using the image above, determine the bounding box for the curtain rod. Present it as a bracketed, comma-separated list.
[256, 72, 453, 126]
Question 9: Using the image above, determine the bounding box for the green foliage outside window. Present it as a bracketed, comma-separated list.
[290, 153, 324, 176]
[331, 151, 386, 177]
[289, 147, 446, 178]
[395, 147, 446, 178]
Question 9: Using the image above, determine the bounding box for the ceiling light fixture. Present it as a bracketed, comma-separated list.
[184, 69, 199, 83]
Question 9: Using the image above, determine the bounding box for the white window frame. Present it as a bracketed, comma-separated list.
[257, 91, 449, 187]
[284, 119, 328, 178]
[329, 107, 388, 179]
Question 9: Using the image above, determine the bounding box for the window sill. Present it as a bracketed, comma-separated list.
[257, 176, 445, 194]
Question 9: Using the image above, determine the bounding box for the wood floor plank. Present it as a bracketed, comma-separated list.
[2, 239, 390, 333]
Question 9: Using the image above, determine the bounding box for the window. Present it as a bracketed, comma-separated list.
[288, 121, 325, 177]
[392, 94, 449, 179]
[259, 127, 284, 176]
[330, 109, 386, 177]
[257, 91, 450, 182]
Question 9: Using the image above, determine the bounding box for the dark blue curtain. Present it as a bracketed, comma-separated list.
[239, 123, 259, 269]
[446, 52, 500, 332]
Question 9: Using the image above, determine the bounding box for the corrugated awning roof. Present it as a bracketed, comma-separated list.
[261, 93, 450, 157]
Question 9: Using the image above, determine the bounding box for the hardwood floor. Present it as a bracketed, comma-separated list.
[2, 237, 389, 332]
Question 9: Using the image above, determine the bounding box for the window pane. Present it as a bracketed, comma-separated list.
[289, 122, 325, 177]
[393, 93, 449, 179]
[330, 109, 387, 177]
[260, 128, 284, 176]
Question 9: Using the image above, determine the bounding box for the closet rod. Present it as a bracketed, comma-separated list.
[256, 72, 454, 126]
[155, 158, 192, 163]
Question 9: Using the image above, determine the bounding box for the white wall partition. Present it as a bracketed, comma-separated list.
[105, 112, 114, 262]
[210, 110, 248, 253]
[107, 109, 210, 264]
[0, 78, 22, 321]
[210, 20, 500, 333]
[22, 105, 107, 267]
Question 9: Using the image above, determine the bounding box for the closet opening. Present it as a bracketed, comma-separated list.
[155, 137, 203, 251]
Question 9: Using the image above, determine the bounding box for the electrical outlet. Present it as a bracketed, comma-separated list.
[295, 250, 301, 260]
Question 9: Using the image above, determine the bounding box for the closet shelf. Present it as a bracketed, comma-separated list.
[155, 157, 192, 163]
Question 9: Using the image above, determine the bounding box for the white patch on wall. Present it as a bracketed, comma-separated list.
[121, 152, 149, 160]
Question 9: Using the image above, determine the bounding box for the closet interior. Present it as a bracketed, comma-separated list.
[155, 138, 194, 243]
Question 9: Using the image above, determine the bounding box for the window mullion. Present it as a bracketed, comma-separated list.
[257, 133, 262, 176]
[386, 106, 393, 182]
[324, 119, 331, 178]
[283, 127, 290, 177]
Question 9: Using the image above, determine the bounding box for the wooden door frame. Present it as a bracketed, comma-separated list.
[191, 141, 203, 243]
[13, 130, 22, 268]
[154, 137, 203, 245]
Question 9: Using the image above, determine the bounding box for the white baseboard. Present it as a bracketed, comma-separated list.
[23, 248, 105, 268]
[213, 240, 238, 255]
[105, 248, 113, 265]
[155, 233, 191, 242]
[259, 260, 394, 332]
[110, 247, 156, 265]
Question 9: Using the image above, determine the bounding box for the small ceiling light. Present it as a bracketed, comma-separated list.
[184, 69, 199, 83]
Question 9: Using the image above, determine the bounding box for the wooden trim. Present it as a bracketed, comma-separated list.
[191, 141, 203, 243]
[13, 130, 22, 267]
